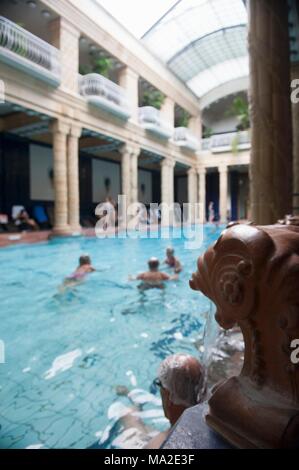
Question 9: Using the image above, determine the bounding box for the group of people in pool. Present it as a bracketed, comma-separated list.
[62, 254, 204, 449]
[129, 247, 182, 290]
[63, 247, 182, 291]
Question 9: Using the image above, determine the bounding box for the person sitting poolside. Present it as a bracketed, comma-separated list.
[16, 208, 39, 231]
[129, 257, 178, 290]
[114, 354, 204, 449]
[63, 254, 96, 287]
[164, 247, 182, 274]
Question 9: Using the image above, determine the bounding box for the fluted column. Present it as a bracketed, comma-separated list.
[219, 165, 228, 223]
[130, 146, 140, 205]
[169, 159, 175, 207]
[50, 121, 71, 235]
[248, 0, 292, 223]
[67, 125, 81, 233]
[120, 144, 140, 205]
[161, 157, 175, 225]
[198, 167, 206, 222]
[188, 167, 197, 223]
[188, 167, 197, 204]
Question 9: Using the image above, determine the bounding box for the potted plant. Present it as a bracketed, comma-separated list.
[176, 109, 191, 128]
[142, 89, 165, 110]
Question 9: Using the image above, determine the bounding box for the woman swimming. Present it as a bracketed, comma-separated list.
[63, 254, 96, 288]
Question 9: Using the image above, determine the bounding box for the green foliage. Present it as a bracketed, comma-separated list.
[203, 126, 212, 138]
[176, 109, 191, 127]
[79, 64, 92, 75]
[92, 57, 112, 78]
[79, 55, 112, 78]
[228, 96, 250, 131]
[142, 89, 165, 110]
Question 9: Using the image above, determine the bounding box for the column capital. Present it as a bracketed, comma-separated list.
[120, 143, 140, 158]
[161, 157, 175, 168]
[187, 166, 197, 175]
[50, 120, 70, 136]
[197, 166, 206, 175]
[69, 124, 82, 138]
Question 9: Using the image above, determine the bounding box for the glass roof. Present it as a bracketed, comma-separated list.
[142, 0, 248, 99]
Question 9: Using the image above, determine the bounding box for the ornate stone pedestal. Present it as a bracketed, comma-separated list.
[190, 222, 299, 449]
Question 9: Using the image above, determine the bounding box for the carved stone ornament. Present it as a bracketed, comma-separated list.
[190, 222, 299, 448]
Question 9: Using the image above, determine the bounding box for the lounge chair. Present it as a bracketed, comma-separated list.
[32, 205, 51, 229]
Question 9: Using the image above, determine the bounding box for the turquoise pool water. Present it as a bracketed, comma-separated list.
[0, 226, 223, 449]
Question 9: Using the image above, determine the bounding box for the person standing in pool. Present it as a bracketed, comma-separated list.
[129, 257, 178, 290]
[63, 254, 96, 287]
[164, 247, 182, 274]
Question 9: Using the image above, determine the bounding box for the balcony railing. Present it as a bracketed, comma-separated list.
[173, 127, 199, 151]
[138, 106, 173, 140]
[79, 73, 131, 120]
[0, 16, 61, 86]
[201, 130, 251, 153]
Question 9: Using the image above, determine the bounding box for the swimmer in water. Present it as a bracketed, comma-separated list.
[163, 247, 182, 274]
[129, 257, 178, 290]
[62, 254, 96, 289]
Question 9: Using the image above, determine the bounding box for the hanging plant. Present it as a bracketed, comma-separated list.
[142, 89, 165, 110]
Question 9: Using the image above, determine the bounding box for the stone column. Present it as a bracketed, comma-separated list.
[248, 0, 292, 224]
[67, 125, 81, 233]
[50, 18, 80, 93]
[161, 158, 170, 206]
[169, 159, 175, 207]
[130, 146, 140, 205]
[161, 157, 175, 225]
[120, 145, 131, 205]
[118, 67, 139, 122]
[160, 97, 175, 127]
[219, 165, 228, 224]
[188, 167, 197, 222]
[50, 121, 71, 235]
[198, 167, 206, 222]
[291, 63, 299, 215]
[120, 144, 140, 206]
